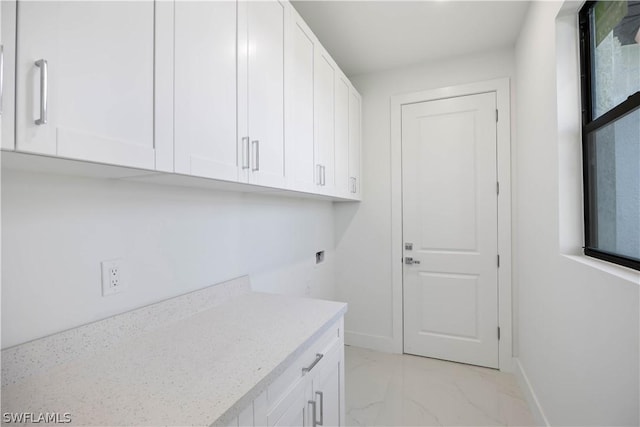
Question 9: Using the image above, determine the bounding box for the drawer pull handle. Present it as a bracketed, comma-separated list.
[302, 353, 323, 375]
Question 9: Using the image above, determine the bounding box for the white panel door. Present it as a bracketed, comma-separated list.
[314, 50, 335, 193]
[348, 89, 361, 198]
[334, 75, 350, 197]
[402, 92, 499, 368]
[174, 1, 238, 181]
[285, 12, 316, 192]
[243, 0, 285, 188]
[16, 1, 157, 169]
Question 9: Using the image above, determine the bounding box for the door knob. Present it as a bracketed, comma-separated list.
[405, 257, 420, 265]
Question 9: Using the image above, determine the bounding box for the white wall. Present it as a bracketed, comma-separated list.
[335, 48, 515, 351]
[1, 169, 336, 348]
[514, 2, 639, 425]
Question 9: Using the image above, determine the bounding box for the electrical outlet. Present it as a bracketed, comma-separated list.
[101, 259, 126, 296]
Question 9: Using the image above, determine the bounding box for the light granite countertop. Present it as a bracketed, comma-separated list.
[1, 277, 347, 426]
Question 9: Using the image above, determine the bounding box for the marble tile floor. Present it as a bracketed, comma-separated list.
[344, 346, 535, 426]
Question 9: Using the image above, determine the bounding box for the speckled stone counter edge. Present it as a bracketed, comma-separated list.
[212, 305, 347, 427]
[2, 276, 251, 387]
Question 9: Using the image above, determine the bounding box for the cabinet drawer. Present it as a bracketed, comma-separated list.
[266, 318, 343, 416]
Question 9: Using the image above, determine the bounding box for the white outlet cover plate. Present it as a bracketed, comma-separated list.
[101, 258, 126, 296]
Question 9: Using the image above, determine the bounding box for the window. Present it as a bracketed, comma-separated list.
[579, 1, 640, 271]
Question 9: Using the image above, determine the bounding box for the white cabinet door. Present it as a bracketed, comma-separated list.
[268, 378, 310, 427]
[174, 1, 238, 181]
[285, 9, 316, 193]
[348, 88, 362, 199]
[334, 75, 350, 197]
[239, 0, 286, 188]
[15, 1, 167, 170]
[314, 48, 335, 194]
[310, 344, 343, 427]
[0, 1, 15, 150]
[272, 394, 308, 427]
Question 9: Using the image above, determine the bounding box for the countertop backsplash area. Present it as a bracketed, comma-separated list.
[1, 169, 337, 349]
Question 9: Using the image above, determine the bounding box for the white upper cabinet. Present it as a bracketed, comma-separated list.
[285, 9, 316, 194]
[174, 1, 238, 181]
[1, 1, 17, 151]
[238, 0, 286, 189]
[285, 4, 362, 200]
[349, 88, 362, 199]
[314, 48, 335, 194]
[15, 1, 172, 171]
[334, 74, 350, 197]
[6, 0, 361, 200]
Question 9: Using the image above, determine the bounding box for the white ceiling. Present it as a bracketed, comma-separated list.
[291, 1, 531, 77]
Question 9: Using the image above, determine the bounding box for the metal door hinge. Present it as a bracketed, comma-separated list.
[497, 254, 500, 268]
[498, 327, 501, 340]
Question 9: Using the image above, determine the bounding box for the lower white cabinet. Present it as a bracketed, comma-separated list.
[307, 341, 343, 427]
[224, 317, 344, 427]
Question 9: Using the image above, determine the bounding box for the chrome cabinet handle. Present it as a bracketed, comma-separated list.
[302, 353, 323, 375]
[316, 164, 322, 186]
[251, 140, 259, 171]
[308, 399, 317, 427]
[0, 45, 4, 116]
[350, 177, 356, 193]
[242, 137, 250, 169]
[315, 391, 324, 426]
[35, 59, 48, 125]
[322, 166, 326, 186]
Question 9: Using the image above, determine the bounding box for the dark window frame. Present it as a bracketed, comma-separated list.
[578, 1, 640, 271]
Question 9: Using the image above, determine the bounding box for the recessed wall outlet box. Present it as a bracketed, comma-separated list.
[315, 250, 325, 264]
[101, 258, 126, 296]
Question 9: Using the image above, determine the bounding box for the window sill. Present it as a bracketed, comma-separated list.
[562, 254, 640, 285]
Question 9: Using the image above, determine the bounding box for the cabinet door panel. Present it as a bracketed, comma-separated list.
[1, 1, 17, 150]
[286, 16, 315, 192]
[174, 1, 238, 181]
[334, 76, 350, 196]
[269, 378, 309, 427]
[315, 52, 335, 192]
[349, 89, 361, 198]
[313, 345, 343, 427]
[247, 0, 285, 188]
[16, 1, 155, 169]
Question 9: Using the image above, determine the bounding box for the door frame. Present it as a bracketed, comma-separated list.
[390, 78, 513, 372]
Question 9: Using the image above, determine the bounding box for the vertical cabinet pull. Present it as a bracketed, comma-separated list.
[308, 392, 324, 427]
[242, 137, 250, 169]
[308, 399, 317, 427]
[35, 59, 48, 125]
[316, 165, 327, 186]
[315, 391, 324, 426]
[251, 140, 260, 171]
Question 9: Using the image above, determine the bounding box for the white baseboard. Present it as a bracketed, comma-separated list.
[514, 357, 550, 426]
[344, 330, 399, 353]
